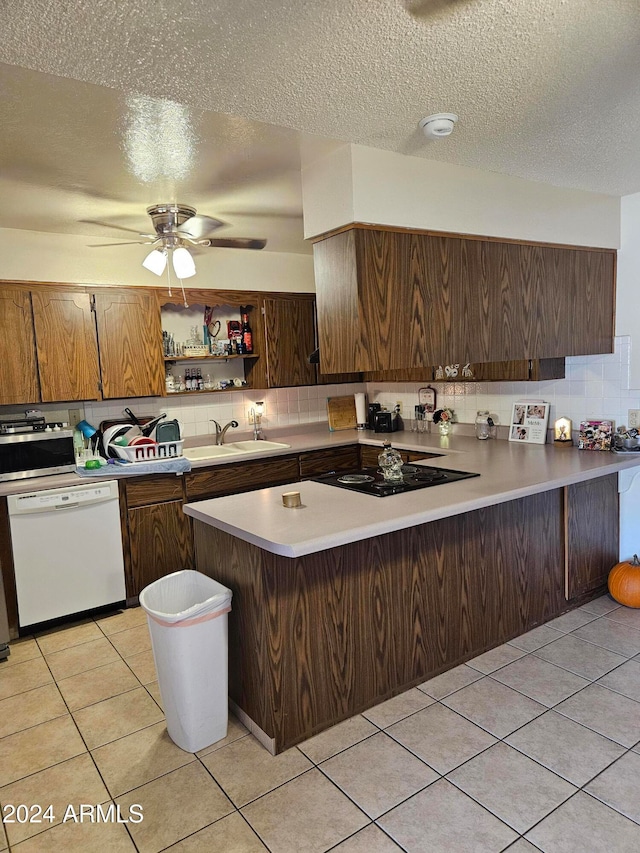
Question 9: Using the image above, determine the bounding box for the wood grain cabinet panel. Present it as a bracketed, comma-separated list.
[94, 290, 165, 399]
[126, 500, 193, 598]
[359, 444, 441, 467]
[314, 225, 615, 374]
[0, 288, 39, 405]
[185, 456, 300, 500]
[262, 297, 317, 388]
[124, 475, 185, 509]
[31, 290, 100, 402]
[193, 487, 565, 751]
[364, 359, 565, 383]
[298, 446, 360, 479]
[565, 474, 619, 600]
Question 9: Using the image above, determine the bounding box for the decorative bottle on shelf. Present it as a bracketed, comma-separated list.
[241, 307, 253, 354]
[377, 440, 404, 482]
[197, 368, 204, 391]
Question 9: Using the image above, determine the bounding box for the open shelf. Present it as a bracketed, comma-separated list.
[163, 354, 258, 362]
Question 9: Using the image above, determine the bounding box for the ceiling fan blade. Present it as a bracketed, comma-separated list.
[206, 237, 267, 250]
[88, 240, 151, 247]
[177, 215, 226, 240]
[80, 219, 147, 236]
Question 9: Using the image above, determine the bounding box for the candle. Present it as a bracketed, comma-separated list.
[554, 417, 572, 442]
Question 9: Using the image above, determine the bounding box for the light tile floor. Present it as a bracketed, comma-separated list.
[1, 595, 640, 851]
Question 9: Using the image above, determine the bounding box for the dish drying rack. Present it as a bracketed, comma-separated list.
[109, 440, 184, 462]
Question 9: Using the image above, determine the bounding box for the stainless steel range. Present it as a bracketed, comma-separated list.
[312, 464, 480, 497]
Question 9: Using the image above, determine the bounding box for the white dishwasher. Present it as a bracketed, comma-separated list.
[7, 480, 126, 627]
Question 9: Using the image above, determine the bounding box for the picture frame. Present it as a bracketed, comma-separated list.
[578, 419, 614, 451]
[509, 400, 550, 444]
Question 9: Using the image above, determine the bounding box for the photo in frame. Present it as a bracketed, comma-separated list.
[578, 419, 615, 451]
[509, 400, 550, 444]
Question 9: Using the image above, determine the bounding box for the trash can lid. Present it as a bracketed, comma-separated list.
[140, 570, 232, 624]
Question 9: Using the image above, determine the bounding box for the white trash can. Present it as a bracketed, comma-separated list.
[139, 570, 232, 753]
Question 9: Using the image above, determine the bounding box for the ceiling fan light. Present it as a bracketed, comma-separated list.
[172, 246, 196, 278]
[142, 248, 167, 275]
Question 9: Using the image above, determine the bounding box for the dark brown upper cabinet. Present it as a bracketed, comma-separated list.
[364, 358, 565, 383]
[261, 295, 318, 388]
[0, 287, 40, 405]
[32, 289, 101, 402]
[94, 289, 165, 399]
[313, 225, 616, 375]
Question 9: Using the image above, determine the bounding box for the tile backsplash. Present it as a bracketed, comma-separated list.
[370, 337, 638, 435]
[83, 383, 366, 438]
[2, 337, 637, 440]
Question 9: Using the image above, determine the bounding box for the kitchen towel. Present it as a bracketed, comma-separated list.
[76, 457, 191, 477]
[354, 393, 367, 425]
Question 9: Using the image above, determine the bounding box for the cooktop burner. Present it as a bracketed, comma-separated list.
[312, 465, 480, 497]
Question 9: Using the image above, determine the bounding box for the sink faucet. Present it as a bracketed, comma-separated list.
[210, 419, 238, 445]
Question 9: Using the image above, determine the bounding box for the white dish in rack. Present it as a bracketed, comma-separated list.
[110, 440, 184, 462]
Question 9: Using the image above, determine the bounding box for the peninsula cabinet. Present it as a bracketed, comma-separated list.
[564, 474, 619, 601]
[191, 473, 620, 753]
[313, 224, 616, 374]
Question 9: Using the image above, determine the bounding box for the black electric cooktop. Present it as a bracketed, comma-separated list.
[312, 465, 480, 497]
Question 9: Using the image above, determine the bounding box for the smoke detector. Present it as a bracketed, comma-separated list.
[419, 113, 458, 139]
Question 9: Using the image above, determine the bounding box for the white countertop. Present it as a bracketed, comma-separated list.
[184, 428, 640, 557]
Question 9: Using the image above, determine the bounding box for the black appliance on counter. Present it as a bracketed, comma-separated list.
[372, 410, 401, 432]
[367, 402, 382, 429]
[312, 464, 480, 497]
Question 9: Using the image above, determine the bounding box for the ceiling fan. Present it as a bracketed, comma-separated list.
[89, 202, 267, 279]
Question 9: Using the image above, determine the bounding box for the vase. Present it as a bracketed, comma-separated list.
[438, 420, 451, 436]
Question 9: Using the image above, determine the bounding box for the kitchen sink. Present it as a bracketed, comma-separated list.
[182, 445, 244, 460]
[227, 440, 291, 452]
[182, 440, 291, 462]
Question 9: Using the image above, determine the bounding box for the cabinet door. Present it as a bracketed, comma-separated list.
[127, 500, 193, 598]
[359, 444, 441, 467]
[299, 446, 360, 479]
[31, 289, 100, 402]
[263, 297, 317, 388]
[565, 475, 619, 600]
[0, 288, 40, 404]
[313, 226, 615, 373]
[185, 456, 300, 500]
[94, 290, 165, 399]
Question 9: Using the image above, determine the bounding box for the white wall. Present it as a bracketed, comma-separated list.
[0, 228, 315, 292]
[616, 192, 640, 389]
[303, 144, 621, 248]
[301, 143, 355, 240]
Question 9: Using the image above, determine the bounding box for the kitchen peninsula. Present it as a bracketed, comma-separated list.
[185, 435, 640, 754]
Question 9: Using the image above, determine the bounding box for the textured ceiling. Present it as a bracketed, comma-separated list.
[1, 0, 639, 252]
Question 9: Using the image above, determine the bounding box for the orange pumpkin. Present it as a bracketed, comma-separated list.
[608, 555, 640, 608]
